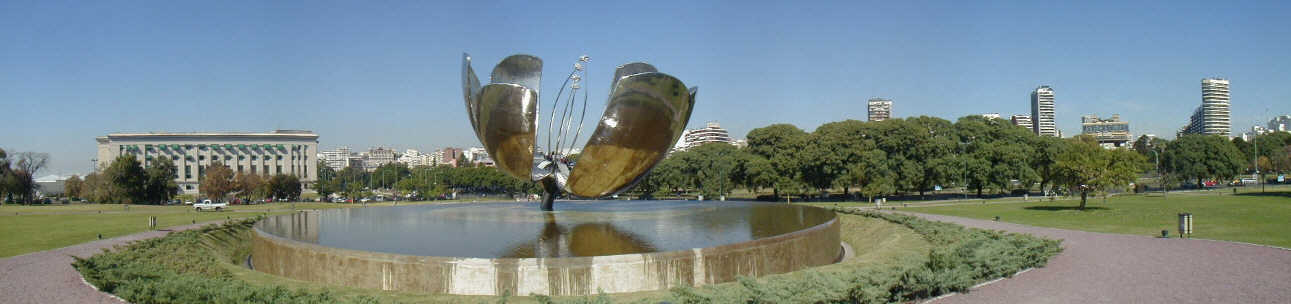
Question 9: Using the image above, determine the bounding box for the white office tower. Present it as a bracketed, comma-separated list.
[1183, 78, 1231, 137]
[1030, 86, 1058, 137]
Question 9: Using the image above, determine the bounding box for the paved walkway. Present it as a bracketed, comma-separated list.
[0, 220, 231, 304]
[895, 211, 1291, 304]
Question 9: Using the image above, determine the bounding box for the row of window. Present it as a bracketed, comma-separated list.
[137, 154, 307, 162]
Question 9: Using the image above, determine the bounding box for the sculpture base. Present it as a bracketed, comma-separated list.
[252, 201, 840, 296]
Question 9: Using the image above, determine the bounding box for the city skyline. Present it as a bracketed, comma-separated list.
[3, 1, 1290, 175]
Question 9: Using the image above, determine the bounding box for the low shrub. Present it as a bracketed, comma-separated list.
[74, 217, 364, 304]
[74, 209, 1060, 304]
[665, 208, 1062, 303]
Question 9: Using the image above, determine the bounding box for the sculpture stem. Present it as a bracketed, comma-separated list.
[540, 177, 560, 211]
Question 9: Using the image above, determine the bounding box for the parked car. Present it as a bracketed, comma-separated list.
[194, 200, 227, 211]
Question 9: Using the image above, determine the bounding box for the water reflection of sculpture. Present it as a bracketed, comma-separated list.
[503, 212, 657, 258]
[462, 53, 697, 211]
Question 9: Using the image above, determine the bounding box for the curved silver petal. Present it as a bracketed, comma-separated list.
[565, 72, 694, 198]
[476, 83, 539, 180]
[490, 54, 543, 97]
[463, 53, 483, 140]
[609, 62, 658, 95]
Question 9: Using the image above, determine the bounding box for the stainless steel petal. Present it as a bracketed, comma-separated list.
[565, 72, 693, 198]
[462, 53, 484, 140]
[490, 54, 543, 97]
[609, 62, 658, 95]
[476, 83, 539, 180]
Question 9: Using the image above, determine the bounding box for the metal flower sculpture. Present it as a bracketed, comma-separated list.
[462, 53, 696, 211]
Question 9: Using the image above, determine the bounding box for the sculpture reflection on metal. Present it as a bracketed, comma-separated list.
[463, 53, 696, 211]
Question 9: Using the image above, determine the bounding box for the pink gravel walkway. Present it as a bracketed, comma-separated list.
[896, 211, 1291, 304]
[0, 220, 230, 304]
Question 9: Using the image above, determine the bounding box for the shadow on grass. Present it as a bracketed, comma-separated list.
[1023, 206, 1110, 211]
[1234, 191, 1291, 198]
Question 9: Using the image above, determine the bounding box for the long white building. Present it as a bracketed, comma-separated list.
[672, 121, 736, 152]
[1182, 78, 1231, 137]
[1030, 86, 1058, 137]
[95, 130, 319, 194]
[867, 98, 892, 122]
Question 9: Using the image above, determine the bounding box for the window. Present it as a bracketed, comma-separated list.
[276, 165, 282, 174]
[185, 185, 193, 190]
[238, 155, 245, 160]
[199, 155, 205, 161]
[251, 166, 256, 173]
[172, 156, 179, 161]
[263, 165, 269, 173]
[237, 165, 244, 172]
[276, 155, 283, 160]
[250, 155, 257, 160]
[185, 166, 191, 179]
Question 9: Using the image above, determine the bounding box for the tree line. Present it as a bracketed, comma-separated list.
[312, 161, 536, 200]
[628, 116, 1289, 209]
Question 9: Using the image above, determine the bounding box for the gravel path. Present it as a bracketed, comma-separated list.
[896, 211, 1291, 304]
[0, 220, 231, 304]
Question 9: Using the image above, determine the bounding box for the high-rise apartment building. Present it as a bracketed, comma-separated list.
[1010, 114, 1033, 130]
[364, 147, 397, 171]
[1080, 114, 1132, 148]
[1030, 86, 1058, 137]
[1182, 78, 1231, 137]
[671, 121, 737, 152]
[1267, 115, 1291, 132]
[319, 147, 351, 171]
[867, 98, 892, 122]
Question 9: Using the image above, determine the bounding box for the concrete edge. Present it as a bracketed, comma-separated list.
[79, 275, 128, 303]
[918, 267, 1035, 304]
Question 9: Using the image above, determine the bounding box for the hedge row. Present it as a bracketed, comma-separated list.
[664, 208, 1063, 303]
[73, 209, 1061, 304]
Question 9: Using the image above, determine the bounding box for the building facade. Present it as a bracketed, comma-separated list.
[319, 147, 351, 171]
[980, 113, 1001, 120]
[1182, 78, 1231, 137]
[867, 98, 892, 122]
[1010, 114, 1033, 130]
[364, 147, 397, 171]
[672, 121, 736, 152]
[95, 130, 319, 194]
[1268, 115, 1291, 132]
[1030, 86, 1058, 137]
[1080, 114, 1132, 148]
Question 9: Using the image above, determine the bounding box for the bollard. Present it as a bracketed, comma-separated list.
[1178, 213, 1193, 238]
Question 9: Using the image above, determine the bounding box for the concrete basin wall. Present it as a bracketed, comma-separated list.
[251, 211, 840, 296]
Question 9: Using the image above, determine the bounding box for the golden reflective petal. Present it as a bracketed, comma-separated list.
[477, 83, 538, 180]
[462, 53, 484, 140]
[566, 73, 693, 197]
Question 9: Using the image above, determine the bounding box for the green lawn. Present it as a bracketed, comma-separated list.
[0, 211, 289, 257]
[0, 200, 470, 258]
[910, 190, 1291, 248]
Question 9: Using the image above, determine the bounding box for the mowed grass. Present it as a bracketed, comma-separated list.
[214, 213, 932, 303]
[0, 210, 292, 258]
[0, 200, 472, 258]
[910, 190, 1291, 248]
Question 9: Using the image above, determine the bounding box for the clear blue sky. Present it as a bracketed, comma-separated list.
[3, 0, 1290, 175]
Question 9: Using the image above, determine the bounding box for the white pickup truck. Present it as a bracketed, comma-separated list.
[193, 200, 227, 211]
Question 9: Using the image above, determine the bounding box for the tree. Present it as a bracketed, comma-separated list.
[104, 155, 146, 204]
[200, 164, 235, 202]
[314, 160, 336, 197]
[0, 148, 10, 203]
[11, 152, 49, 204]
[234, 172, 265, 201]
[266, 174, 302, 201]
[1054, 138, 1144, 210]
[1030, 136, 1068, 194]
[745, 124, 808, 198]
[143, 157, 179, 204]
[64, 175, 84, 199]
[371, 163, 411, 189]
[1163, 135, 1246, 188]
